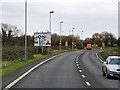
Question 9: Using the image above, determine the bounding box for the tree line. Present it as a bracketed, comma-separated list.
[1, 23, 120, 48]
[1, 23, 119, 61]
[1, 23, 81, 49]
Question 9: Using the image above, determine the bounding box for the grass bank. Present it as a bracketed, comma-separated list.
[2, 50, 71, 77]
[99, 47, 119, 59]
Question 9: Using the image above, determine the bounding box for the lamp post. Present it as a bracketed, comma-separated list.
[72, 28, 75, 50]
[60, 21, 63, 50]
[81, 30, 84, 48]
[25, 0, 27, 60]
[49, 11, 54, 53]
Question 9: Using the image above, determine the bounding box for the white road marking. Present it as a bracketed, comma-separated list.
[77, 64, 79, 66]
[79, 70, 82, 72]
[76, 62, 78, 64]
[82, 75, 85, 78]
[76, 56, 79, 62]
[3, 53, 65, 89]
[76, 59, 78, 62]
[76, 60, 78, 62]
[86, 82, 91, 86]
[76, 57, 78, 60]
[95, 53, 104, 63]
[77, 66, 80, 69]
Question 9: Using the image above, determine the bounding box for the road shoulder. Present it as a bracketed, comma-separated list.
[2, 53, 65, 89]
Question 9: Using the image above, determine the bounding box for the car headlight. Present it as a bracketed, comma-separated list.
[109, 69, 117, 73]
[108, 68, 116, 72]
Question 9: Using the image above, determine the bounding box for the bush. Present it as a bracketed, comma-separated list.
[2, 46, 36, 61]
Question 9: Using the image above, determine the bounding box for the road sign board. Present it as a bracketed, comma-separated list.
[34, 32, 51, 47]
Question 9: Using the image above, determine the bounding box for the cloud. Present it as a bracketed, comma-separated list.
[0, 0, 118, 39]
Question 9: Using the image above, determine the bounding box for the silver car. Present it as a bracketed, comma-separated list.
[102, 56, 120, 79]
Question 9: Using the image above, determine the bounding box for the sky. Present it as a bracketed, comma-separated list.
[0, 0, 119, 40]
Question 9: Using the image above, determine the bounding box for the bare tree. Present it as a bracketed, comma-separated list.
[1, 23, 21, 46]
[1, 23, 20, 37]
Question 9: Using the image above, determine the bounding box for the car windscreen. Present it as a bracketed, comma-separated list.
[109, 58, 120, 65]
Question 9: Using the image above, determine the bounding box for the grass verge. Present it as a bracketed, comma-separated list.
[100, 47, 119, 59]
[2, 50, 71, 77]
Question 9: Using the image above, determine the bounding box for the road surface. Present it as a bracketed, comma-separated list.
[11, 50, 119, 88]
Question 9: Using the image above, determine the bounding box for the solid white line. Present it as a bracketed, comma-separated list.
[95, 53, 104, 63]
[79, 70, 82, 72]
[82, 75, 85, 78]
[3, 53, 65, 89]
[85, 82, 91, 86]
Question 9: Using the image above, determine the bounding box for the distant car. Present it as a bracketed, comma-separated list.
[102, 56, 120, 79]
[86, 44, 92, 50]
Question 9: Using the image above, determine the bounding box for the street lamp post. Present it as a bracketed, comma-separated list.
[25, 0, 27, 61]
[60, 21, 63, 50]
[49, 11, 54, 53]
[81, 30, 84, 48]
[72, 28, 75, 50]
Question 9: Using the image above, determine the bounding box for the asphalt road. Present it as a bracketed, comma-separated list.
[11, 50, 119, 88]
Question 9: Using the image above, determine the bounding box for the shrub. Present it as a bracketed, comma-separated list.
[2, 46, 36, 61]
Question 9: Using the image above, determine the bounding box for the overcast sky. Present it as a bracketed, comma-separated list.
[0, 0, 119, 39]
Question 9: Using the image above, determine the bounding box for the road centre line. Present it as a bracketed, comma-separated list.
[79, 70, 82, 72]
[76, 52, 91, 87]
[76, 59, 78, 62]
[82, 75, 85, 78]
[85, 82, 91, 86]
[76, 56, 78, 60]
[77, 64, 79, 66]
[76, 61, 78, 64]
[76, 56, 79, 62]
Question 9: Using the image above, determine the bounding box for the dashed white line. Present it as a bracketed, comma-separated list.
[76, 56, 79, 62]
[85, 82, 91, 86]
[82, 75, 85, 78]
[76, 62, 78, 64]
[77, 66, 80, 69]
[76, 60, 78, 63]
[76, 59, 78, 62]
[76, 56, 78, 60]
[79, 70, 82, 72]
[77, 64, 79, 66]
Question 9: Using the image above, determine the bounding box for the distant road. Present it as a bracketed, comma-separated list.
[11, 50, 119, 88]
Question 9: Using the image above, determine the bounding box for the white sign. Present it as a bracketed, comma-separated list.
[34, 32, 51, 47]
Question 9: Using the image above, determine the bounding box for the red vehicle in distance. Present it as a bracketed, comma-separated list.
[86, 44, 92, 50]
